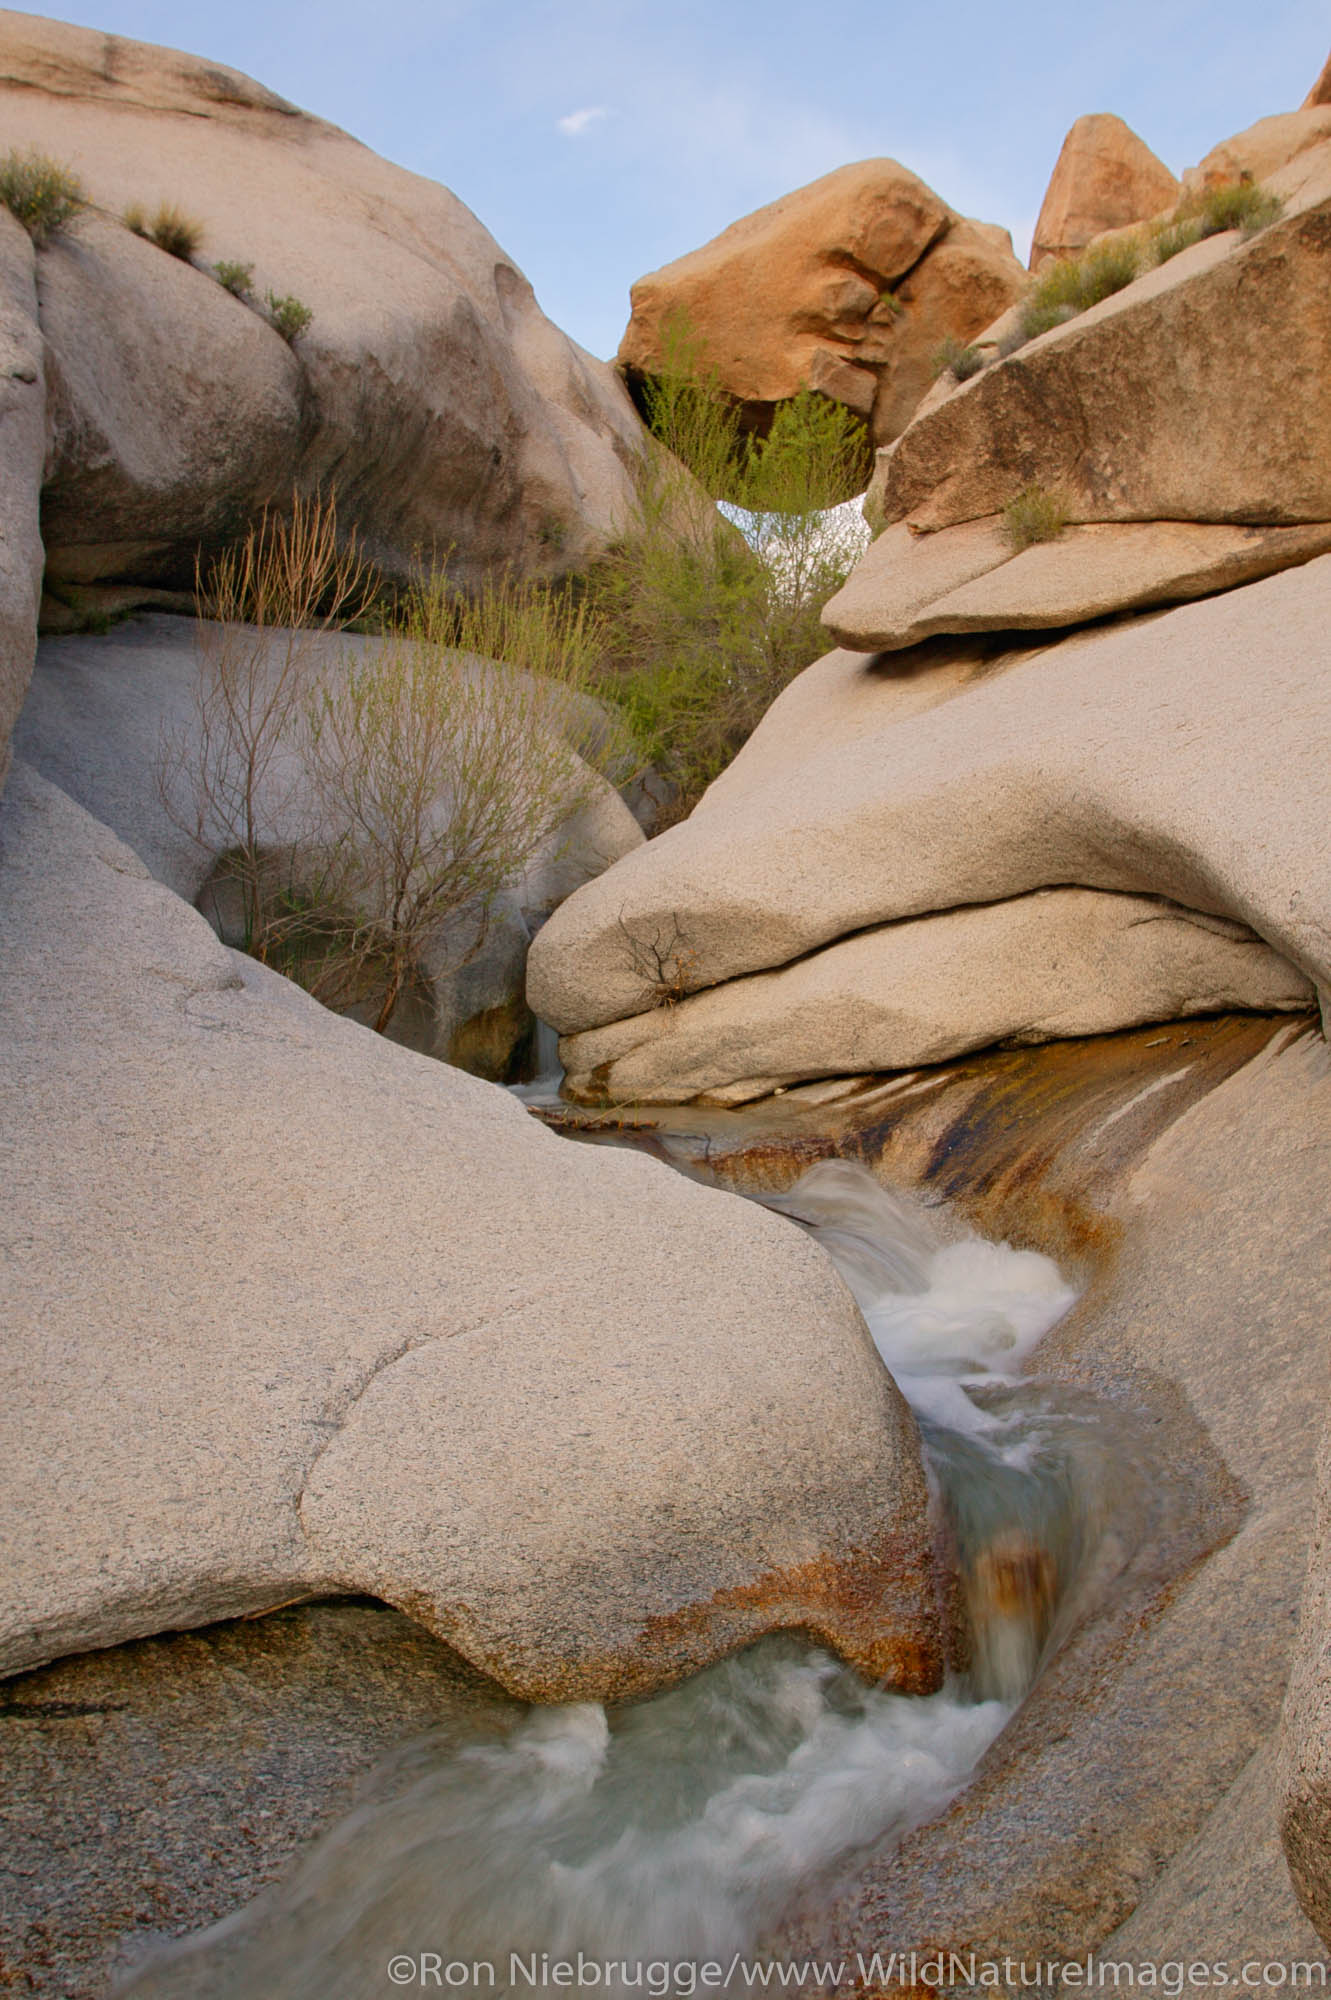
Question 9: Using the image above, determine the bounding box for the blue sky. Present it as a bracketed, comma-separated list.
[24, 0, 1331, 359]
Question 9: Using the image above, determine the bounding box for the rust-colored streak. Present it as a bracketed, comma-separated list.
[387, 1529, 944, 1708]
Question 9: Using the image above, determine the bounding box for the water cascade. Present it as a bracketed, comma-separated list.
[120, 1158, 1136, 2000]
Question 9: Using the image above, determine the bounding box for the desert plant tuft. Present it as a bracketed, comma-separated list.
[214, 258, 254, 297]
[1002, 484, 1069, 552]
[0, 149, 85, 247]
[932, 333, 986, 382]
[266, 291, 313, 343]
[126, 201, 204, 260]
[1146, 214, 1204, 267]
[1018, 239, 1143, 342]
[1196, 179, 1283, 239]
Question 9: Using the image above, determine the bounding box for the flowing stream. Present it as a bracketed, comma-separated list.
[120, 1151, 1132, 2000]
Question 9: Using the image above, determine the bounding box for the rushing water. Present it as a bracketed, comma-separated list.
[119, 1156, 1116, 2000]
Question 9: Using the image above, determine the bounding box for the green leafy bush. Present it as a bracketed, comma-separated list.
[589, 317, 871, 815]
[214, 259, 254, 297]
[1018, 239, 1143, 341]
[125, 201, 204, 260]
[266, 291, 313, 343]
[932, 333, 986, 382]
[1002, 484, 1069, 552]
[0, 150, 85, 247]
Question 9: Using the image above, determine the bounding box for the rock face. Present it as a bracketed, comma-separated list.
[1182, 106, 1331, 193]
[822, 516, 1331, 652]
[616, 160, 1027, 448]
[1308, 48, 1331, 109]
[527, 556, 1331, 1047]
[0, 762, 942, 1701]
[1030, 113, 1179, 268]
[13, 612, 644, 1078]
[0, 211, 46, 791]
[867, 179, 1331, 537]
[0, 7, 644, 610]
[558, 889, 1311, 1106]
[1278, 1428, 1331, 1945]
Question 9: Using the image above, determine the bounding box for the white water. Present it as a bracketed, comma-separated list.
[119, 1160, 1093, 2000]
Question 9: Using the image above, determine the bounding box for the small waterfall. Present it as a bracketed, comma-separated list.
[510, 1018, 564, 1103]
[118, 1161, 1123, 2000]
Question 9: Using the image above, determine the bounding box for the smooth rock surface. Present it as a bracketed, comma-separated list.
[559, 888, 1311, 1105]
[616, 160, 1025, 444]
[0, 763, 942, 1700]
[0, 210, 46, 791]
[823, 516, 1331, 651]
[1278, 1424, 1331, 1946]
[1308, 49, 1331, 109]
[866, 191, 1331, 533]
[526, 558, 1331, 1034]
[0, 8, 644, 591]
[1183, 106, 1331, 193]
[1030, 113, 1179, 267]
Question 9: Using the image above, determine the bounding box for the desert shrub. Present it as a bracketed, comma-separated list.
[1147, 179, 1282, 269]
[590, 316, 870, 814]
[161, 493, 622, 1036]
[0, 149, 85, 247]
[266, 291, 313, 343]
[1002, 484, 1069, 552]
[1018, 239, 1143, 341]
[126, 201, 204, 259]
[214, 259, 254, 297]
[932, 333, 986, 382]
[1195, 179, 1283, 238]
[300, 591, 608, 1032]
[1146, 214, 1204, 267]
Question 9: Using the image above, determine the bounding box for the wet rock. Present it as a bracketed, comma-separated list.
[0, 1601, 509, 2000]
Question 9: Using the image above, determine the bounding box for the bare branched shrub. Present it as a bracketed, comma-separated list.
[616, 912, 700, 1008]
[300, 605, 606, 1032]
[161, 499, 625, 1038]
[159, 493, 378, 960]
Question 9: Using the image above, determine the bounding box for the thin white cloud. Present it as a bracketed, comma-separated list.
[557, 105, 608, 138]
